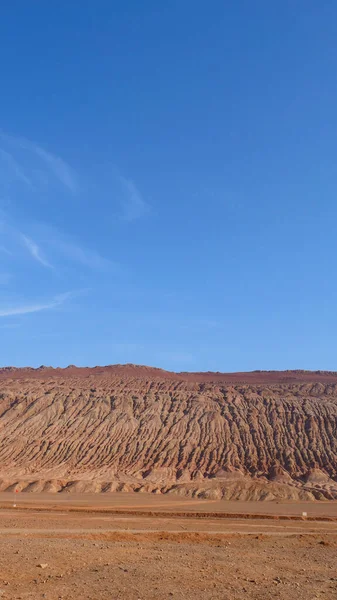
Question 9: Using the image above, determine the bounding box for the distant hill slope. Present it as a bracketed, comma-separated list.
[0, 365, 336, 500]
[2, 363, 337, 384]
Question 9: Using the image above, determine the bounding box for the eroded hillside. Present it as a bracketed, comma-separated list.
[0, 366, 336, 500]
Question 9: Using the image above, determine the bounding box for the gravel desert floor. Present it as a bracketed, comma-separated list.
[0, 494, 336, 599]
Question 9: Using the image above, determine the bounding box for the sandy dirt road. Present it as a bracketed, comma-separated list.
[0, 509, 337, 536]
[1, 492, 337, 517]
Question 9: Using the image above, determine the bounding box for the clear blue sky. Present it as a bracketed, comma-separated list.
[0, 1, 336, 371]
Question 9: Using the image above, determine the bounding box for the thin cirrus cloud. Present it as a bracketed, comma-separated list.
[21, 234, 53, 268]
[32, 144, 78, 194]
[14, 224, 114, 273]
[0, 292, 73, 318]
[0, 245, 12, 256]
[0, 131, 78, 194]
[56, 239, 115, 271]
[34, 225, 117, 271]
[1, 132, 149, 223]
[1, 217, 113, 273]
[0, 132, 151, 224]
[0, 147, 32, 187]
[119, 176, 149, 221]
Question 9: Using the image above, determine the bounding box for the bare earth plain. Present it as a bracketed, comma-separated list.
[0, 494, 336, 600]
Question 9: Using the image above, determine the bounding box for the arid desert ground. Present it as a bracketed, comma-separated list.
[0, 493, 336, 600]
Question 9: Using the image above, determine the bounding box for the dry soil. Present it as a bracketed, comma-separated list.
[0, 494, 336, 599]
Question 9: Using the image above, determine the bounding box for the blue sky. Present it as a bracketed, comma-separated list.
[1, 1, 337, 371]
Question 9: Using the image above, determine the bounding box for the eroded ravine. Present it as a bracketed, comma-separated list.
[0, 366, 336, 500]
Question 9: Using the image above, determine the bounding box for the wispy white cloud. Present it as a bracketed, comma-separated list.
[0, 132, 78, 194]
[119, 177, 149, 221]
[32, 144, 78, 194]
[0, 147, 32, 186]
[0, 292, 73, 318]
[0, 245, 12, 256]
[21, 234, 52, 268]
[31, 224, 116, 271]
[1, 215, 114, 273]
[55, 239, 114, 271]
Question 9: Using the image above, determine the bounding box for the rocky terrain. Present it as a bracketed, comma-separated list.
[0, 365, 336, 500]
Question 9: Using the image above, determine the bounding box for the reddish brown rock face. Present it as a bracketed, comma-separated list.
[0, 365, 336, 500]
